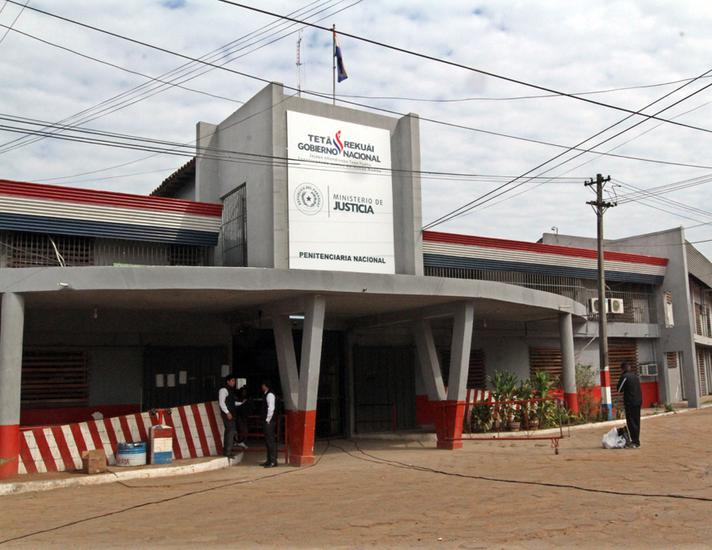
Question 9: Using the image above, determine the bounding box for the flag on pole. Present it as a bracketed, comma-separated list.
[334, 32, 348, 82]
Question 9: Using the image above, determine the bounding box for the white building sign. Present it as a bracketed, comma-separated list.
[287, 111, 395, 273]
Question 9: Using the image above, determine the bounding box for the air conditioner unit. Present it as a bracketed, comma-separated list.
[608, 298, 625, 314]
[588, 298, 608, 314]
[639, 363, 658, 377]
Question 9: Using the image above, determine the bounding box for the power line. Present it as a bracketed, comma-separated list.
[217, 0, 712, 137]
[617, 174, 712, 204]
[6, 0, 712, 184]
[475, 97, 712, 213]
[0, 23, 243, 104]
[423, 66, 712, 230]
[318, 74, 712, 104]
[9, 113, 712, 190]
[0, 0, 359, 156]
[0, 0, 27, 46]
[0, 113, 591, 181]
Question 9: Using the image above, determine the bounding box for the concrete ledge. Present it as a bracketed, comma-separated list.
[0, 454, 242, 497]
[352, 431, 437, 442]
[485, 402, 712, 438]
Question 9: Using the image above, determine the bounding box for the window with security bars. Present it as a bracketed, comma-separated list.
[436, 346, 486, 388]
[529, 340, 637, 401]
[666, 351, 679, 369]
[1, 231, 210, 267]
[1, 231, 94, 267]
[220, 183, 247, 266]
[21, 350, 88, 408]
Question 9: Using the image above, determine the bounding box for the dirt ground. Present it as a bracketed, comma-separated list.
[1, 408, 711, 550]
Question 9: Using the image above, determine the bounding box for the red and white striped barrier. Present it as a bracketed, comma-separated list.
[18, 401, 224, 474]
[466, 388, 492, 404]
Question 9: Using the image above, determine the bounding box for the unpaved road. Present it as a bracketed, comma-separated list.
[1, 408, 711, 549]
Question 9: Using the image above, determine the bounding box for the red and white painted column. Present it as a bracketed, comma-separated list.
[414, 301, 474, 450]
[559, 312, 579, 414]
[272, 295, 325, 466]
[0, 293, 25, 479]
[599, 366, 613, 419]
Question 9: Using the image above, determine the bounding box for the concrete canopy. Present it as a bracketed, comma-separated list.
[1, 267, 585, 324]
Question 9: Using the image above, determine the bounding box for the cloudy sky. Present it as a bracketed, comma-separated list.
[2, 0, 712, 256]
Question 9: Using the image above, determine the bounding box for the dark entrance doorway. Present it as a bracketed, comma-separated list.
[142, 346, 227, 409]
[232, 328, 344, 437]
[353, 346, 416, 433]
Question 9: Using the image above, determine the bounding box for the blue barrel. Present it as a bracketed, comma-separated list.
[116, 442, 147, 467]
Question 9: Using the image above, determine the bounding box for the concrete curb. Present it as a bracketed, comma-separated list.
[0, 454, 242, 497]
[487, 402, 712, 438]
[351, 403, 712, 442]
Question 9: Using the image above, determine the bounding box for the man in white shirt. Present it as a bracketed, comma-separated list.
[218, 374, 237, 458]
[261, 380, 277, 467]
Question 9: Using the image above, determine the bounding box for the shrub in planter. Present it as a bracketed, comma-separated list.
[470, 402, 493, 433]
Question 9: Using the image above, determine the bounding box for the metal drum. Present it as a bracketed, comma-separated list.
[116, 442, 147, 467]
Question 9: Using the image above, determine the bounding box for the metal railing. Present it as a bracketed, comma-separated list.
[581, 289, 658, 324]
[424, 266, 657, 324]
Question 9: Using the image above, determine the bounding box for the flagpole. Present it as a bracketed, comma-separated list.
[332, 24, 336, 105]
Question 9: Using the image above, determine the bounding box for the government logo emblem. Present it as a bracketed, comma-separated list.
[294, 183, 323, 215]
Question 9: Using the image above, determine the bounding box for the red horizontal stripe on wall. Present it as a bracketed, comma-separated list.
[0, 179, 222, 217]
[423, 230, 668, 267]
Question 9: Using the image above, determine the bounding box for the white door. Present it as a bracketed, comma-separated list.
[666, 351, 684, 402]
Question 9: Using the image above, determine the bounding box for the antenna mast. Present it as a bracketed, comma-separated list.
[296, 30, 303, 97]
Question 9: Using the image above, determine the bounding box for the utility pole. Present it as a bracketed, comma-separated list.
[585, 173, 616, 420]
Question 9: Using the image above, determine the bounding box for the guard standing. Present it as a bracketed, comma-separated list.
[261, 380, 277, 467]
[234, 385, 249, 450]
[617, 361, 642, 448]
[218, 374, 238, 458]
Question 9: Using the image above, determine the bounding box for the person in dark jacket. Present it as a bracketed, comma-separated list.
[617, 361, 642, 448]
[234, 385, 249, 450]
[218, 374, 238, 458]
[261, 380, 277, 468]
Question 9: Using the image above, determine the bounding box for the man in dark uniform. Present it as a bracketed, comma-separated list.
[261, 380, 278, 468]
[234, 384, 249, 450]
[218, 374, 238, 458]
[617, 361, 642, 448]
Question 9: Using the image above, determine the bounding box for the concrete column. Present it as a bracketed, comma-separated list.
[0, 293, 25, 479]
[413, 319, 446, 402]
[297, 296, 326, 411]
[272, 315, 299, 411]
[414, 302, 473, 450]
[559, 312, 579, 413]
[272, 295, 325, 466]
[446, 302, 475, 402]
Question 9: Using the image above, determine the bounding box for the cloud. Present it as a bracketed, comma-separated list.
[161, 0, 187, 9]
[1, 0, 712, 257]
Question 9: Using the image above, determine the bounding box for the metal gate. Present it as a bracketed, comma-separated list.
[353, 346, 416, 433]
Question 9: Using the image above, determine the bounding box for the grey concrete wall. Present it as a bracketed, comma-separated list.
[607, 227, 699, 406]
[540, 232, 597, 248]
[88, 348, 143, 405]
[23, 309, 232, 407]
[391, 114, 423, 275]
[476, 332, 530, 383]
[195, 121, 220, 203]
[195, 82, 423, 273]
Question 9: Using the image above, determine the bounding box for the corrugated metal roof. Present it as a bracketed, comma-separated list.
[0, 178, 221, 247]
[424, 230, 668, 267]
[151, 158, 196, 198]
[686, 243, 712, 288]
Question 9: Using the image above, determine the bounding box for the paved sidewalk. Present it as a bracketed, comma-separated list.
[0, 454, 243, 496]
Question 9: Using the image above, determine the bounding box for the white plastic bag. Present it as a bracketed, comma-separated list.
[601, 427, 626, 449]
